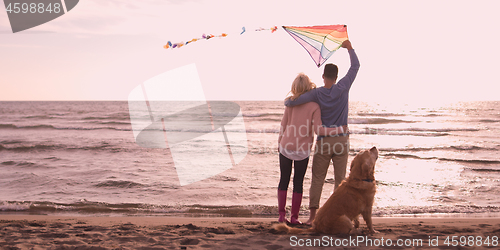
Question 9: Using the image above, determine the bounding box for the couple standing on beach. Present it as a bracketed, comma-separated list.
[277, 40, 360, 225]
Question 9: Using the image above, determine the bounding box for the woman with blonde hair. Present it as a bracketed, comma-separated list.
[277, 73, 347, 224]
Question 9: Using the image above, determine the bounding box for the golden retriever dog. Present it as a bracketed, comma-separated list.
[275, 146, 378, 235]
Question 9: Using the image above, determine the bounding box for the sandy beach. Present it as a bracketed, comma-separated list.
[1, 215, 499, 249]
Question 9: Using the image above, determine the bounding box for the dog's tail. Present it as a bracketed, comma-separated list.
[273, 223, 314, 234]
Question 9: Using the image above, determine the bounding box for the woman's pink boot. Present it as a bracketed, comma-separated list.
[290, 192, 303, 225]
[278, 190, 289, 223]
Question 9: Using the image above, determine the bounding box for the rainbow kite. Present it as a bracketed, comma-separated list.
[282, 25, 348, 67]
[163, 25, 348, 67]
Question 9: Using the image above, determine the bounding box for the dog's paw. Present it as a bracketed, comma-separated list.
[369, 229, 380, 234]
[353, 219, 360, 228]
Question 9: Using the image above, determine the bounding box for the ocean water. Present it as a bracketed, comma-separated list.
[1, 101, 499, 217]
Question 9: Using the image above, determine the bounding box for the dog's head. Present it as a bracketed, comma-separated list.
[349, 146, 378, 181]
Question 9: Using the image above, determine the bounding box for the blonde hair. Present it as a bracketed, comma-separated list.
[287, 73, 316, 101]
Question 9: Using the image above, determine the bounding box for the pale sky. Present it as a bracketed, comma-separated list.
[1, 0, 499, 104]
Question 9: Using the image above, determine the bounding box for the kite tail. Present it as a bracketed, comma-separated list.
[164, 26, 276, 49]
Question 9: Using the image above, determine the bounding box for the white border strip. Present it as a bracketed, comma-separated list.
[60, 0, 68, 13]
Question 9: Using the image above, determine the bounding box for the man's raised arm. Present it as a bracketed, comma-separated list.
[284, 89, 318, 107]
[336, 40, 360, 90]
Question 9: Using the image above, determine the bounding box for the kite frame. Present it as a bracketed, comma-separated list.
[282, 25, 348, 67]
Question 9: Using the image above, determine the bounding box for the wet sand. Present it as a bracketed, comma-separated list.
[1, 215, 499, 249]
